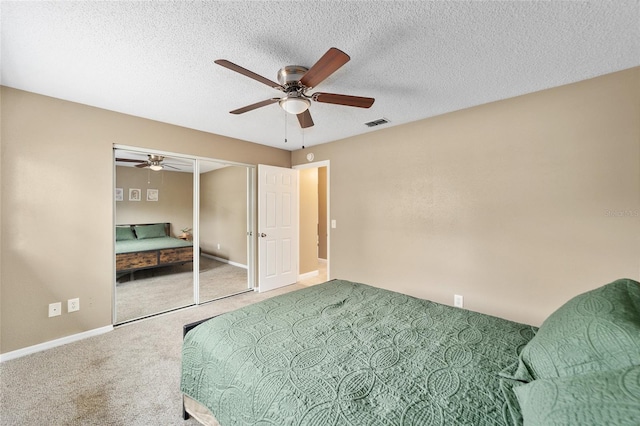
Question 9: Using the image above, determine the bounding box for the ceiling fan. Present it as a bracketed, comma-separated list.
[215, 47, 375, 128]
[115, 154, 178, 171]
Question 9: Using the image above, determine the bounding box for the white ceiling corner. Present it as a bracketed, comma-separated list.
[2, 1, 638, 151]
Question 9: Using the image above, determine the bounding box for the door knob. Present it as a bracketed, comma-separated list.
[260, 233, 267, 237]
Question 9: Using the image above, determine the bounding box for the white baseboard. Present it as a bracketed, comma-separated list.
[201, 252, 247, 269]
[298, 270, 319, 281]
[0, 325, 113, 363]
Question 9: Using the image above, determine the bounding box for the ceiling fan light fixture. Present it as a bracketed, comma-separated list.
[149, 163, 163, 171]
[279, 97, 310, 115]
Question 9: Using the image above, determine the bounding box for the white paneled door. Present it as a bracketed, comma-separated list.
[258, 164, 298, 292]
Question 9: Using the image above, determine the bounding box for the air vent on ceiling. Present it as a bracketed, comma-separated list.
[365, 118, 390, 127]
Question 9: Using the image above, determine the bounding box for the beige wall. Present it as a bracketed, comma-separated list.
[115, 165, 193, 235]
[200, 166, 248, 264]
[0, 87, 289, 354]
[292, 67, 640, 326]
[299, 168, 319, 274]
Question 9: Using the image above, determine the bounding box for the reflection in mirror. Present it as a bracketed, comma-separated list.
[114, 149, 194, 323]
[198, 160, 252, 302]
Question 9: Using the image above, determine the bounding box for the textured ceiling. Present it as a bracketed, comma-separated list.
[2, 1, 638, 151]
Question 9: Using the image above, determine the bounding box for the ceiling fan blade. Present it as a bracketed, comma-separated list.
[115, 158, 145, 163]
[312, 92, 375, 108]
[299, 47, 350, 89]
[163, 164, 180, 170]
[297, 110, 314, 128]
[215, 59, 283, 90]
[230, 98, 280, 115]
[135, 163, 149, 168]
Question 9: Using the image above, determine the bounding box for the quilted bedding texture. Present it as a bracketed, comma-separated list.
[181, 280, 536, 425]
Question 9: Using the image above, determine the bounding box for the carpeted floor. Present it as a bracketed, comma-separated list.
[0, 283, 309, 426]
[116, 256, 249, 323]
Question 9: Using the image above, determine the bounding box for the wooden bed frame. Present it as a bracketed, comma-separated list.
[115, 223, 193, 274]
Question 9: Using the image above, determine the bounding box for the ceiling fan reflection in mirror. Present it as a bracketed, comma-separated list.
[215, 47, 375, 129]
[115, 154, 178, 171]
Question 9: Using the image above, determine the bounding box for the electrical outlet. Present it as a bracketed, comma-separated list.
[68, 298, 80, 313]
[454, 294, 464, 308]
[48, 302, 62, 317]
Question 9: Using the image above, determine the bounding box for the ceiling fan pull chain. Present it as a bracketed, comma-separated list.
[284, 110, 288, 143]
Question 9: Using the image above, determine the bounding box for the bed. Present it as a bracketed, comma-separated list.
[181, 278, 640, 426]
[115, 223, 193, 274]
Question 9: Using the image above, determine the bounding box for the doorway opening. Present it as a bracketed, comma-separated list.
[294, 160, 329, 286]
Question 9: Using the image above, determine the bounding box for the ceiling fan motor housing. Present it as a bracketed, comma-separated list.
[277, 65, 311, 114]
[277, 65, 309, 87]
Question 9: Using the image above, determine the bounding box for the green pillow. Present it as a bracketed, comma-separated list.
[509, 278, 640, 382]
[115, 226, 136, 241]
[134, 223, 167, 239]
[514, 365, 640, 426]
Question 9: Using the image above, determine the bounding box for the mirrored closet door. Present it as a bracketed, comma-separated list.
[197, 160, 253, 303]
[114, 149, 195, 323]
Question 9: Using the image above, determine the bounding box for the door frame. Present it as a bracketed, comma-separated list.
[293, 160, 330, 282]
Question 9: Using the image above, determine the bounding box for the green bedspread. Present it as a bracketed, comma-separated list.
[115, 236, 192, 254]
[181, 280, 536, 425]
